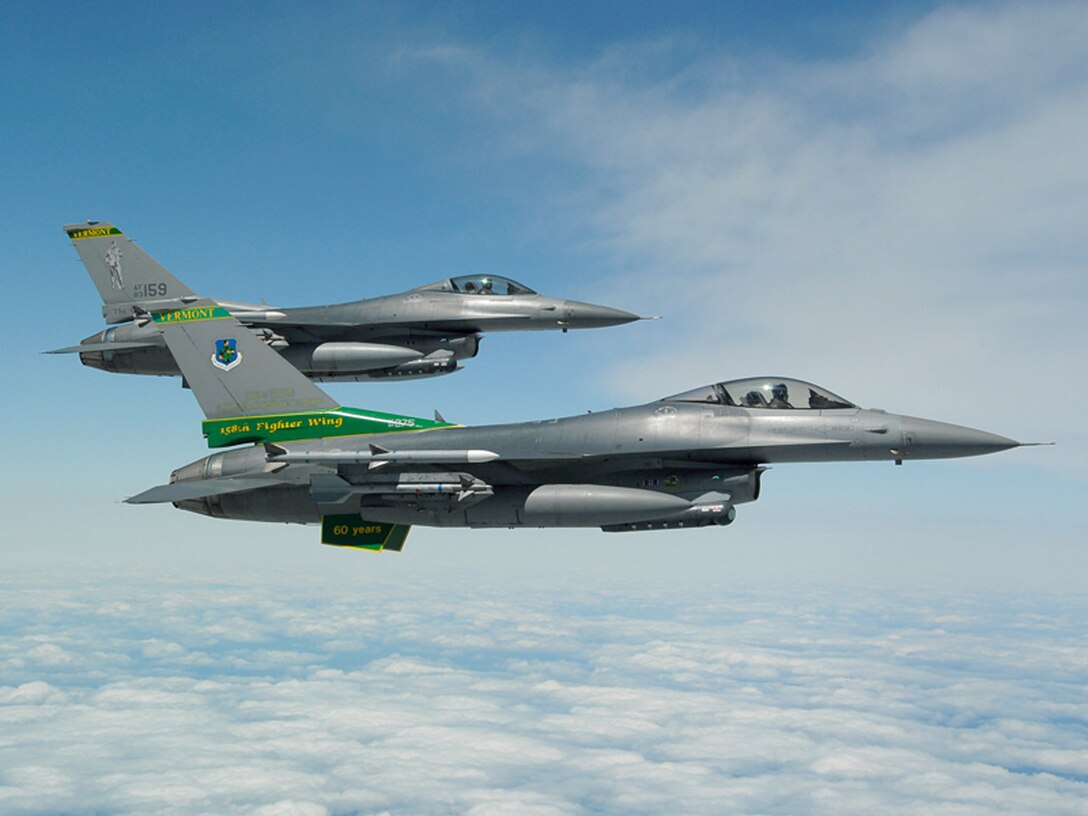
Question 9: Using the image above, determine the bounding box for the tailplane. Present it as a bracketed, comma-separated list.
[64, 221, 198, 324]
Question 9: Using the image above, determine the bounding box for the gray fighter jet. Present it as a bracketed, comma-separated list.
[126, 301, 1029, 551]
[49, 222, 643, 381]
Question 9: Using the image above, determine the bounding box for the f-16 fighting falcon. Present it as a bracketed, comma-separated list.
[48, 222, 644, 382]
[126, 301, 1028, 551]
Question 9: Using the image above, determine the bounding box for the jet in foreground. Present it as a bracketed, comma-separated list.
[127, 301, 1026, 551]
[49, 222, 644, 381]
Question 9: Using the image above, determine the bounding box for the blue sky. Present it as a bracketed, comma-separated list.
[1, 2, 1086, 812]
[2, 0, 1082, 573]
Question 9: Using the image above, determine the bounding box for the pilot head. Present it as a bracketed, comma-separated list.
[772, 383, 789, 403]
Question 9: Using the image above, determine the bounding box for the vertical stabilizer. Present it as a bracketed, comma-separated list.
[64, 222, 198, 323]
[153, 301, 339, 421]
[152, 300, 451, 447]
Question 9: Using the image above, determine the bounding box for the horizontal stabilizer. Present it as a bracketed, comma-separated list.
[125, 476, 280, 504]
[44, 340, 160, 354]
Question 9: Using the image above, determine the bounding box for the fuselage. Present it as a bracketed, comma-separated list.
[74, 289, 640, 381]
[169, 394, 1018, 529]
[279, 289, 640, 334]
[56, 221, 642, 383]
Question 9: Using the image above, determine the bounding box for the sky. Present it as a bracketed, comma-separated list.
[1, 1, 1086, 813]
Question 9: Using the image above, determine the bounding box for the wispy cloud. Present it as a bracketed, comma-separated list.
[397, 2, 1088, 464]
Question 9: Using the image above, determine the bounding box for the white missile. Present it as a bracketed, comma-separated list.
[266, 443, 501, 469]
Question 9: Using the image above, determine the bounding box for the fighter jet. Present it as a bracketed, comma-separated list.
[48, 221, 643, 381]
[125, 301, 1029, 551]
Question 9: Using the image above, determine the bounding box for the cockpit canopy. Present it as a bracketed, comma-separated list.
[663, 378, 857, 410]
[415, 275, 538, 296]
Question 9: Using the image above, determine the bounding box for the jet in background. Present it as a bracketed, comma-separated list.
[127, 301, 1030, 552]
[49, 221, 645, 382]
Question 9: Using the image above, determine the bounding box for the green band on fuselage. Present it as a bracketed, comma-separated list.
[67, 226, 122, 240]
[202, 406, 457, 447]
[153, 306, 232, 324]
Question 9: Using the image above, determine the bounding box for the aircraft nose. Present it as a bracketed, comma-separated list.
[900, 416, 1020, 460]
[559, 300, 643, 329]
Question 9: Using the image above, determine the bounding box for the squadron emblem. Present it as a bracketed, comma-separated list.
[211, 338, 242, 371]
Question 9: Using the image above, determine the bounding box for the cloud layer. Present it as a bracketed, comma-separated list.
[2, 564, 1085, 815]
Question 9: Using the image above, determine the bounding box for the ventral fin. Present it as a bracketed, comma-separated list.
[320, 515, 410, 552]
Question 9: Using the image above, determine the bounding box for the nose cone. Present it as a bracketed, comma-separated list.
[559, 299, 643, 329]
[900, 416, 1020, 460]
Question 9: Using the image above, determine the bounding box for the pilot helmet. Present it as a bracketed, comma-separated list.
[772, 383, 789, 401]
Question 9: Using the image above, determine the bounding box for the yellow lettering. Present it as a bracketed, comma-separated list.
[307, 415, 346, 428]
[256, 418, 304, 434]
[350, 525, 384, 536]
[70, 227, 115, 239]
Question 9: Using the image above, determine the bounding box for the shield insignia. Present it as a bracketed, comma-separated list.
[211, 338, 242, 371]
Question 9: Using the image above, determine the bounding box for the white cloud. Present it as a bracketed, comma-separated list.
[1, 565, 1085, 815]
[255, 802, 329, 816]
[0, 681, 67, 705]
[24, 642, 76, 667]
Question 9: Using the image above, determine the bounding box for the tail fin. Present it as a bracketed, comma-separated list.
[64, 222, 198, 324]
[152, 301, 452, 447]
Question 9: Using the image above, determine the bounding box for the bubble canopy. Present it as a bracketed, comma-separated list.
[448, 275, 537, 295]
[415, 275, 538, 295]
[663, 378, 857, 410]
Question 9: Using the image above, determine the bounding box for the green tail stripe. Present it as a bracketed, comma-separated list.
[203, 406, 456, 448]
[321, 515, 410, 551]
[153, 306, 232, 324]
[67, 225, 122, 240]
